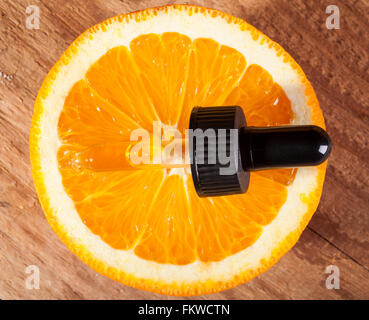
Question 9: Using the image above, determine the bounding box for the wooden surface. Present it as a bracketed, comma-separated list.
[0, 0, 368, 300]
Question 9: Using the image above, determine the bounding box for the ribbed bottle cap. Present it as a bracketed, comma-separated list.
[189, 106, 249, 197]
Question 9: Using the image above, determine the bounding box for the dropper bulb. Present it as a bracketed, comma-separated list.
[240, 125, 332, 171]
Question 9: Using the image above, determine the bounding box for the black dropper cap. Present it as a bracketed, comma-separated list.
[189, 106, 332, 197]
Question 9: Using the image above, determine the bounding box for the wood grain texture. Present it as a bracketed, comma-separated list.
[0, 0, 368, 299]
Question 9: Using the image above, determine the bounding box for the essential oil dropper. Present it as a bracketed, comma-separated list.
[74, 106, 332, 197]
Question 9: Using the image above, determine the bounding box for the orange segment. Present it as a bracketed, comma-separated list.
[256, 168, 297, 186]
[223, 173, 289, 226]
[224, 64, 294, 127]
[134, 175, 197, 265]
[59, 79, 140, 146]
[186, 179, 262, 262]
[130, 33, 192, 125]
[178, 39, 247, 130]
[59, 167, 165, 250]
[86, 46, 159, 129]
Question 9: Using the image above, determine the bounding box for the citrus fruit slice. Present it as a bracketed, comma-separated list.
[30, 5, 327, 296]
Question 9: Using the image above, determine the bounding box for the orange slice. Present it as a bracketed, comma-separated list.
[30, 5, 327, 296]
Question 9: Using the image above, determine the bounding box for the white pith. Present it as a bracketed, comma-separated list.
[34, 7, 318, 285]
